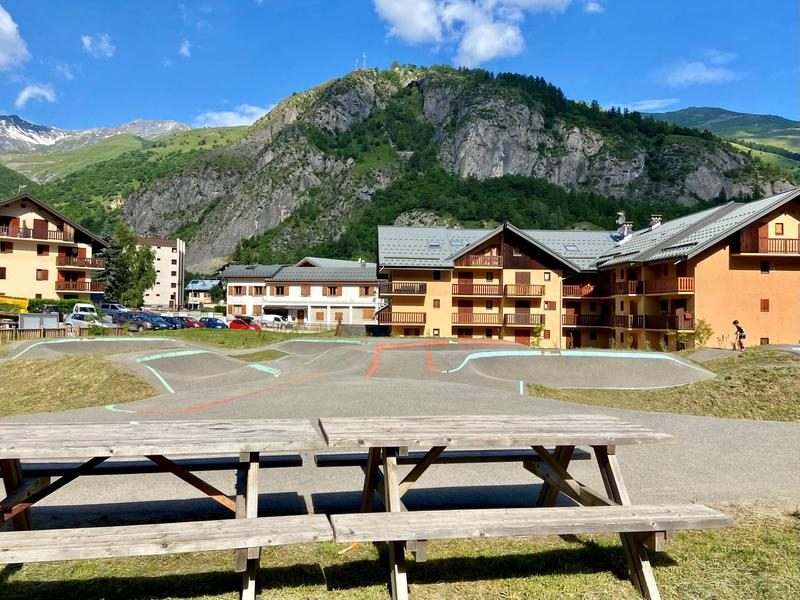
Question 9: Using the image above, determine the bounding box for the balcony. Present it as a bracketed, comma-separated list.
[613, 314, 645, 328]
[611, 281, 643, 295]
[644, 277, 694, 295]
[452, 283, 502, 296]
[55, 281, 105, 293]
[561, 314, 611, 327]
[376, 311, 426, 325]
[562, 284, 612, 298]
[504, 313, 545, 327]
[454, 254, 503, 268]
[644, 315, 694, 331]
[451, 312, 501, 325]
[379, 282, 427, 295]
[56, 256, 106, 269]
[739, 230, 800, 255]
[504, 284, 545, 297]
[0, 225, 74, 242]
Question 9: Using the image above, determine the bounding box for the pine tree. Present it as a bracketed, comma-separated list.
[97, 222, 156, 308]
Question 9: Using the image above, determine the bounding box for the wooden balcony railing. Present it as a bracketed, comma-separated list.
[56, 256, 106, 269]
[0, 225, 74, 242]
[504, 313, 545, 327]
[611, 281, 643, 295]
[452, 283, 502, 296]
[504, 284, 545, 297]
[561, 314, 610, 327]
[55, 281, 105, 292]
[376, 311, 426, 325]
[379, 282, 427, 295]
[740, 230, 800, 254]
[613, 315, 645, 328]
[644, 277, 694, 295]
[451, 312, 501, 325]
[562, 284, 613, 298]
[644, 315, 694, 331]
[455, 255, 503, 268]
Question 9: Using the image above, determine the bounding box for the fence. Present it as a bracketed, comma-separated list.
[0, 326, 125, 343]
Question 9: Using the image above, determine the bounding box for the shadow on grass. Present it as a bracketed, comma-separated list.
[0, 543, 679, 599]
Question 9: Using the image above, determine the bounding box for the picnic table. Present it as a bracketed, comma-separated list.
[0, 419, 327, 600]
[319, 414, 725, 600]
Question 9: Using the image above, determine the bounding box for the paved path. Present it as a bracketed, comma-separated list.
[4, 337, 799, 526]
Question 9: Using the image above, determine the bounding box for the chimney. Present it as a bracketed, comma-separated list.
[623, 221, 634, 237]
[649, 214, 662, 230]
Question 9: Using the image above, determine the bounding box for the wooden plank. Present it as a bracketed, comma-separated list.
[0, 476, 50, 513]
[234, 454, 249, 574]
[319, 415, 673, 449]
[145, 455, 236, 513]
[0, 419, 325, 459]
[525, 446, 614, 507]
[360, 447, 381, 513]
[0, 515, 334, 564]
[398, 446, 445, 497]
[315, 448, 591, 467]
[535, 445, 574, 507]
[330, 505, 733, 543]
[383, 448, 409, 600]
[0, 459, 31, 530]
[240, 452, 261, 600]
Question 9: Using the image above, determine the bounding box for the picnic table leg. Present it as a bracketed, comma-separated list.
[383, 447, 409, 600]
[593, 445, 661, 600]
[0, 459, 31, 531]
[360, 447, 381, 512]
[236, 452, 261, 600]
[534, 445, 575, 507]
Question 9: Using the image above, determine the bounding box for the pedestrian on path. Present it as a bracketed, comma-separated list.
[733, 320, 746, 351]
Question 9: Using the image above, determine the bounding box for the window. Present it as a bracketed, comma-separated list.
[361, 286, 374, 296]
[274, 286, 286, 296]
[171, 283, 177, 288]
[775, 223, 784, 236]
[334, 311, 344, 322]
[486, 272, 493, 282]
[485, 300, 493, 310]
[433, 328, 440, 337]
[0, 267, 5, 279]
[760, 338, 770, 345]
[544, 301, 556, 310]
[619, 269, 624, 279]
[171, 271, 177, 276]
[252, 286, 264, 295]
[171, 259, 177, 265]
[35, 293, 42, 299]
[301, 285, 311, 297]
[433, 299, 440, 308]
[484, 328, 493, 338]
[316, 311, 324, 321]
[760, 298, 770, 312]
[362, 308, 375, 319]
[761, 260, 770, 274]
[0, 241, 12, 253]
[543, 329, 551, 339]
[589, 302, 597, 312]
[35, 269, 48, 281]
[512, 246, 522, 257]
[619, 301, 625, 311]
[230, 285, 245, 295]
[433, 271, 441, 281]
[37, 244, 49, 256]
[543, 272, 551, 281]
[172, 248, 177, 253]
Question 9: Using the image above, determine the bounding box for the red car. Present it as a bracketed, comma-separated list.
[175, 316, 203, 328]
[229, 318, 262, 331]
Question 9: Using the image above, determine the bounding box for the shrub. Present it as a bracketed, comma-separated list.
[27, 298, 82, 313]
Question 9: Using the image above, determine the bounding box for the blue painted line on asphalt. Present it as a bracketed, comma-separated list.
[104, 404, 137, 413]
[248, 364, 281, 377]
[11, 337, 175, 359]
[142, 364, 175, 394]
[446, 350, 543, 373]
[519, 380, 524, 396]
[136, 349, 210, 363]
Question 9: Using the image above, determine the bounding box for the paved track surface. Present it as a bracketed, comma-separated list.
[3, 336, 798, 527]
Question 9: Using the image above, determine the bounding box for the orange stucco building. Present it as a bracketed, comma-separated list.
[377, 188, 800, 349]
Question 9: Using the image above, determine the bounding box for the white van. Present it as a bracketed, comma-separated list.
[262, 314, 289, 328]
[71, 303, 98, 316]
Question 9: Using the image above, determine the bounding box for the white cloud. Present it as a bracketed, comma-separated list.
[179, 39, 192, 58]
[81, 33, 115, 58]
[583, 0, 605, 13]
[193, 103, 274, 127]
[705, 49, 736, 65]
[0, 5, 30, 70]
[55, 63, 74, 80]
[15, 83, 56, 109]
[605, 98, 679, 112]
[663, 61, 738, 87]
[373, 0, 574, 66]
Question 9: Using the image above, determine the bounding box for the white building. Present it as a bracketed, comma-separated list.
[221, 264, 283, 317]
[185, 279, 222, 310]
[139, 237, 185, 309]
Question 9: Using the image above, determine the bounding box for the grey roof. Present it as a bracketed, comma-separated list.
[219, 264, 284, 278]
[378, 226, 496, 268]
[0, 194, 108, 248]
[296, 256, 370, 268]
[185, 279, 220, 291]
[521, 229, 618, 270]
[271, 266, 379, 283]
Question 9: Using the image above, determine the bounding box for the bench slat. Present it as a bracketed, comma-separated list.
[0, 515, 333, 564]
[331, 505, 732, 543]
[315, 448, 591, 467]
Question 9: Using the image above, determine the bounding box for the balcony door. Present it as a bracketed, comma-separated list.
[459, 271, 473, 294]
[515, 329, 530, 345]
[33, 219, 48, 239]
[515, 300, 530, 313]
[515, 271, 530, 285]
[457, 299, 472, 313]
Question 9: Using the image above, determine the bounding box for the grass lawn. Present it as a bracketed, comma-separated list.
[1, 504, 796, 599]
[233, 349, 288, 362]
[530, 347, 800, 421]
[0, 354, 154, 417]
[142, 328, 334, 349]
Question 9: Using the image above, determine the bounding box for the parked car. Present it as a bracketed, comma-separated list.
[199, 317, 228, 329]
[72, 303, 98, 315]
[113, 311, 155, 332]
[161, 316, 188, 328]
[229, 318, 262, 331]
[174, 316, 203, 328]
[64, 313, 115, 329]
[262, 314, 289, 328]
[145, 314, 179, 330]
[41, 304, 65, 321]
[100, 303, 129, 314]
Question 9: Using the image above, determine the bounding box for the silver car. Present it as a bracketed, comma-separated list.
[63, 313, 116, 329]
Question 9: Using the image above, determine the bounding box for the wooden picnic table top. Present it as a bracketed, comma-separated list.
[318, 414, 673, 449]
[0, 419, 325, 459]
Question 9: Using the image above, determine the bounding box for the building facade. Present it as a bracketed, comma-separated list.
[0, 194, 107, 302]
[185, 279, 222, 310]
[139, 238, 185, 309]
[378, 189, 800, 349]
[221, 264, 283, 317]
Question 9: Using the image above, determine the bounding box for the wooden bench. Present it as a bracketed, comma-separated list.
[315, 448, 591, 468]
[0, 514, 333, 576]
[331, 504, 733, 599]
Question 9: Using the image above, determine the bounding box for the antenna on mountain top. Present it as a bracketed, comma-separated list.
[362, 52, 367, 70]
[354, 58, 359, 71]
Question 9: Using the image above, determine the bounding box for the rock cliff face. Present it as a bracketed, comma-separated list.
[124, 67, 792, 271]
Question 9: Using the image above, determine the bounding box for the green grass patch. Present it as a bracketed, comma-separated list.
[1, 504, 796, 599]
[0, 354, 154, 417]
[233, 349, 287, 362]
[530, 347, 800, 421]
[141, 328, 334, 349]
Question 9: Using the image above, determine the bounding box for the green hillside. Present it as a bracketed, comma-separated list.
[0, 162, 34, 199]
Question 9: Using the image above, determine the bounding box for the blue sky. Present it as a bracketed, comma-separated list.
[0, 0, 797, 130]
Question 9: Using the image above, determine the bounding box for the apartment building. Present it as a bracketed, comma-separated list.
[377, 188, 800, 349]
[0, 194, 107, 301]
[139, 238, 185, 309]
[220, 264, 283, 317]
[185, 279, 221, 310]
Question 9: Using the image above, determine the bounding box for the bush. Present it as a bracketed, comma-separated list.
[88, 324, 110, 336]
[27, 298, 83, 313]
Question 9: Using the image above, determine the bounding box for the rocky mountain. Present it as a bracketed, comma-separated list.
[123, 66, 793, 273]
[0, 114, 189, 153]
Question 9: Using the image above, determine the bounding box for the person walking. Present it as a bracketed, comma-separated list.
[732, 320, 746, 352]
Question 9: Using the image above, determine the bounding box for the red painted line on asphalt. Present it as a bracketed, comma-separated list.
[426, 351, 440, 373]
[137, 372, 328, 415]
[367, 339, 515, 378]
